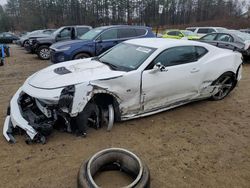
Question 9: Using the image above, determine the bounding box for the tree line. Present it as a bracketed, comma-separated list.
[0, 0, 248, 32]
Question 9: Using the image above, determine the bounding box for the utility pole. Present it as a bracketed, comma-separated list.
[156, 4, 164, 37]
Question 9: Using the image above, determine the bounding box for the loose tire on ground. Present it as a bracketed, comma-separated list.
[78, 148, 150, 188]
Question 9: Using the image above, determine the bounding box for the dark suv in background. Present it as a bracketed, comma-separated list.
[18, 29, 55, 47]
[0, 32, 19, 43]
[50, 25, 155, 63]
[30, 25, 92, 60]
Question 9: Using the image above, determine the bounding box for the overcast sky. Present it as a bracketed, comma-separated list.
[0, 0, 6, 5]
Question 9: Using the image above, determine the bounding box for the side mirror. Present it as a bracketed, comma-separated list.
[95, 37, 102, 43]
[179, 34, 184, 37]
[57, 33, 61, 38]
[150, 62, 167, 73]
[96, 39, 102, 43]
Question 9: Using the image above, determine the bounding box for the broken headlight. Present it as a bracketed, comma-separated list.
[58, 85, 75, 113]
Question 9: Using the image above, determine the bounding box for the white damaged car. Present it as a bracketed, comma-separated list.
[3, 38, 242, 143]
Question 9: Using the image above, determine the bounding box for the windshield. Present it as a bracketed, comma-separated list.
[44, 29, 56, 35]
[181, 30, 196, 36]
[27, 30, 42, 36]
[231, 31, 250, 41]
[79, 28, 103, 40]
[52, 27, 64, 36]
[216, 28, 227, 32]
[99, 43, 156, 71]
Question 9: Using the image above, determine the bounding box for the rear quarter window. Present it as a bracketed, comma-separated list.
[198, 28, 209, 34]
[135, 28, 147, 36]
[198, 28, 215, 34]
[196, 46, 208, 59]
[201, 33, 217, 41]
[208, 28, 216, 33]
[76, 27, 90, 37]
[187, 28, 196, 32]
[118, 28, 136, 38]
[167, 31, 177, 36]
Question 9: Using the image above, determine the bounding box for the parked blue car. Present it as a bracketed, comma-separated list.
[50, 25, 155, 63]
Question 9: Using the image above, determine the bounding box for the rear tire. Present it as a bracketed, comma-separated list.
[74, 53, 90, 60]
[37, 45, 50, 60]
[210, 73, 236, 101]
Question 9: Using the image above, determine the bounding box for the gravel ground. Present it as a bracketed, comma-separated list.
[0, 45, 250, 188]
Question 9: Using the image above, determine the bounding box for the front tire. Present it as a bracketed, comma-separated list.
[37, 45, 50, 60]
[211, 73, 236, 101]
[22, 40, 29, 47]
[75, 103, 100, 136]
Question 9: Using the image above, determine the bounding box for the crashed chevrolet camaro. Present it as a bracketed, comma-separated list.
[4, 38, 242, 143]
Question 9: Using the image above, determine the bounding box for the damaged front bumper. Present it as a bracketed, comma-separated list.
[3, 88, 38, 143]
[3, 84, 66, 144]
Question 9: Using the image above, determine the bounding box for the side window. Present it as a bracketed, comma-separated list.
[198, 28, 209, 34]
[118, 28, 136, 38]
[176, 31, 183, 36]
[167, 31, 177, 36]
[76, 27, 90, 37]
[187, 28, 196, 32]
[208, 29, 216, 33]
[43, 30, 53, 34]
[201, 33, 217, 41]
[135, 28, 147, 36]
[196, 46, 208, 59]
[153, 46, 197, 67]
[100, 29, 118, 40]
[5, 33, 12, 37]
[216, 34, 233, 42]
[60, 27, 71, 38]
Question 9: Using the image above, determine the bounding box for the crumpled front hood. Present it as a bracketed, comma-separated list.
[28, 59, 124, 89]
[51, 39, 92, 49]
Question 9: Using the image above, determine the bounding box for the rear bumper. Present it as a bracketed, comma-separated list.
[3, 88, 38, 143]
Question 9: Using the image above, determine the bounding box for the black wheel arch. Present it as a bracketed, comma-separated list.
[22, 39, 29, 46]
[37, 43, 51, 49]
[89, 93, 121, 122]
[212, 71, 236, 85]
[236, 64, 242, 81]
[73, 51, 93, 59]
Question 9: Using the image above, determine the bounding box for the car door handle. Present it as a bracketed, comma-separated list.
[190, 68, 200, 73]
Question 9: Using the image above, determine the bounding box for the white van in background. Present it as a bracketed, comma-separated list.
[186, 27, 227, 37]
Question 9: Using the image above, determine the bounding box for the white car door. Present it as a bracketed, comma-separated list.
[141, 46, 207, 112]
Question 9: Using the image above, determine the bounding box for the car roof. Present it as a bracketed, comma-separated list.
[59, 25, 92, 28]
[187, 27, 226, 29]
[125, 38, 211, 49]
[95, 25, 151, 30]
[165, 29, 180, 32]
[180, 30, 193, 32]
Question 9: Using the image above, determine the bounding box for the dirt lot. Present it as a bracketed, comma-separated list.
[0, 45, 250, 188]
